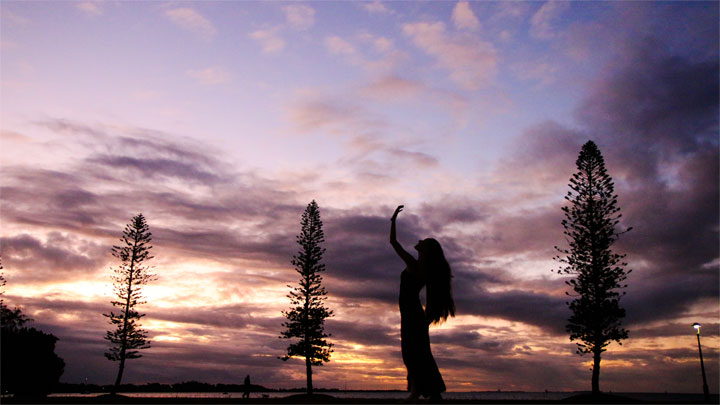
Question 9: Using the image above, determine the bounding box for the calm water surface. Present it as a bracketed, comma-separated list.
[48, 391, 710, 402]
[50, 391, 569, 400]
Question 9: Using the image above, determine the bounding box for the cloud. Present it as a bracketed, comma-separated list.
[387, 148, 438, 168]
[453, 274, 568, 334]
[325, 35, 356, 56]
[287, 91, 385, 135]
[0, 130, 32, 143]
[530, 1, 569, 40]
[76, 1, 102, 16]
[511, 60, 558, 87]
[248, 5, 316, 56]
[2, 9, 30, 26]
[35, 119, 226, 171]
[359, 76, 423, 100]
[329, 319, 396, 347]
[494, 120, 584, 194]
[164, 7, 217, 40]
[250, 28, 286, 54]
[432, 330, 514, 353]
[359, 76, 469, 122]
[186, 67, 231, 85]
[363, 0, 393, 15]
[492, 1, 531, 21]
[0, 233, 107, 282]
[1, 168, 109, 231]
[89, 155, 224, 184]
[403, 21, 497, 89]
[325, 34, 406, 73]
[282, 4, 315, 30]
[452, 1, 480, 31]
[577, 40, 718, 157]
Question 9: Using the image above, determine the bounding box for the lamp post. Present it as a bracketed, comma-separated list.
[692, 323, 710, 402]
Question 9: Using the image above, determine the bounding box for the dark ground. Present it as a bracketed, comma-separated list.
[2, 393, 718, 404]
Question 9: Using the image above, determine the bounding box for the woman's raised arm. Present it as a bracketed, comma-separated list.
[390, 205, 415, 267]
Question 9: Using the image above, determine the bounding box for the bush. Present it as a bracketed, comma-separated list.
[1, 325, 65, 396]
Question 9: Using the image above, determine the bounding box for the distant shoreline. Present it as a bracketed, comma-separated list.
[3, 392, 717, 404]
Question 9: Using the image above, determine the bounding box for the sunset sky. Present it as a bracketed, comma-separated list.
[1, 0, 718, 393]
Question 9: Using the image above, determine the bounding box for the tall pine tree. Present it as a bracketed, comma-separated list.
[555, 141, 631, 395]
[104, 213, 155, 394]
[280, 200, 334, 395]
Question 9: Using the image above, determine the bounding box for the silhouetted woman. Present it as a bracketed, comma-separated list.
[390, 205, 455, 402]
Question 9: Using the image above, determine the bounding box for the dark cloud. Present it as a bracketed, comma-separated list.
[623, 269, 719, 327]
[0, 233, 107, 282]
[578, 42, 718, 155]
[419, 200, 486, 228]
[479, 206, 565, 261]
[496, 120, 585, 192]
[456, 286, 567, 335]
[574, 41, 719, 328]
[631, 322, 719, 339]
[153, 226, 295, 264]
[386, 148, 439, 168]
[89, 155, 223, 184]
[432, 330, 514, 353]
[328, 319, 397, 347]
[37, 119, 224, 170]
[37, 118, 108, 139]
[150, 304, 283, 332]
[323, 211, 425, 283]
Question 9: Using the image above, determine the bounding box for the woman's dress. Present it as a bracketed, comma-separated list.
[399, 269, 446, 397]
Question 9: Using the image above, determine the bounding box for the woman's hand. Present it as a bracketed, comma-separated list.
[391, 205, 404, 221]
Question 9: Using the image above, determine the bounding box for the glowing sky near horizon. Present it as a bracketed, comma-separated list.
[1, 0, 718, 393]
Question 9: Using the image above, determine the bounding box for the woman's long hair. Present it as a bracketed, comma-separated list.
[420, 238, 455, 325]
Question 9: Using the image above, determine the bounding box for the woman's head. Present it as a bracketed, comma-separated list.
[417, 238, 456, 325]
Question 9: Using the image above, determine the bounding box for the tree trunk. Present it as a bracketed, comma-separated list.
[592, 349, 601, 395]
[114, 237, 138, 394]
[112, 356, 126, 395]
[306, 356, 313, 395]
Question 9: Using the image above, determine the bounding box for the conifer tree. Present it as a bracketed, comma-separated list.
[555, 141, 631, 395]
[104, 213, 155, 394]
[279, 200, 334, 395]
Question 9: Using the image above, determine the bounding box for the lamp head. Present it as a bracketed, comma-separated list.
[693, 323, 701, 333]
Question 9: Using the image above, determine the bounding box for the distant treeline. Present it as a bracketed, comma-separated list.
[53, 381, 351, 393]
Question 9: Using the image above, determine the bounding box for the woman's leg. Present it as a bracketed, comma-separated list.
[405, 375, 419, 402]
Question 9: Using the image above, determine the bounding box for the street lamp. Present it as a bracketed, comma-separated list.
[692, 323, 710, 402]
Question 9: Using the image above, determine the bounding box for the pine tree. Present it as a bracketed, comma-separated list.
[279, 200, 334, 395]
[104, 213, 155, 394]
[554, 141, 631, 395]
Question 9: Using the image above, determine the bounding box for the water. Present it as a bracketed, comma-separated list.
[47, 391, 579, 400]
[48, 391, 711, 402]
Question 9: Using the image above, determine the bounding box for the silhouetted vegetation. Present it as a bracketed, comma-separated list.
[280, 200, 334, 395]
[1, 259, 4, 302]
[554, 141, 631, 395]
[104, 213, 156, 395]
[1, 260, 65, 397]
[52, 381, 276, 393]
